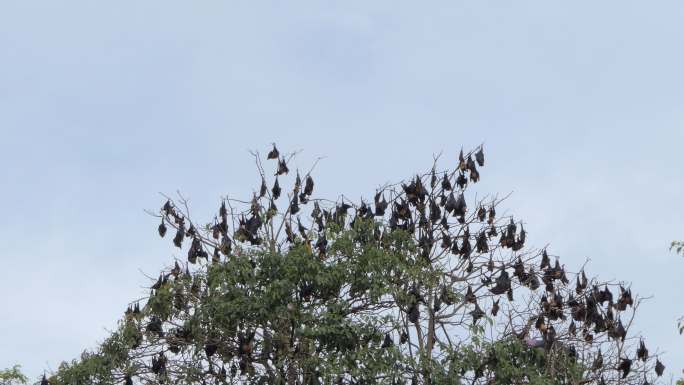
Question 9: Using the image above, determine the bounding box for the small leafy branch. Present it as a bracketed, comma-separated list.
[0, 366, 27, 385]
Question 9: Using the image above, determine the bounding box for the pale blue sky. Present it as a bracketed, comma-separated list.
[1, 0, 683, 380]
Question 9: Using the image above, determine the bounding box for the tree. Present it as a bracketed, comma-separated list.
[0, 366, 27, 385]
[48, 145, 664, 385]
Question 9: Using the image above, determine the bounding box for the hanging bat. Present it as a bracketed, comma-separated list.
[489, 268, 511, 295]
[289, 196, 300, 215]
[375, 195, 388, 216]
[158, 218, 167, 237]
[382, 333, 393, 348]
[476, 231, 489, 253]
[540, 249, 550, 269]
[465, 285, 476, 303]
[272, 177, 281, 200]
[304, 175, 314, 196]
[267, 144, 279, 159]
[173, 222, 185, 248]
[441, 173, 452, 191]
[456, 172, 468, 189]
[475, 146, 485, 167]
[276, 158, 289, 175]
[491, 298, 500, 316]
[617, 357, 632, 379]
[592, 349, 603, 370]
[470, 302, 485, 323]
[408, 303, 420, 324]
[453, 193, 466, 217]
[259, 178, 267, 198]
[205, 342, 218, 357]
[637, 339, 649, 361]
[400, 331, 409, 344]
[655, 359, 665, 376]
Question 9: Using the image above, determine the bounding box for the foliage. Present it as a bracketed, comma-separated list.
[0, 366, 27, 385]
[46, 145, 664, 385]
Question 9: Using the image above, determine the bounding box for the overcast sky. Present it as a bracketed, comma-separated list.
[1, 0, 683, 380]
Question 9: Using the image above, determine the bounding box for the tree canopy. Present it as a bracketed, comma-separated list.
[46, 145, 664, 385]
[0, 366, 28, 385]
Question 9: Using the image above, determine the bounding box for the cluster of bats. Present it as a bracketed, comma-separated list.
[100, 143, 665, 385]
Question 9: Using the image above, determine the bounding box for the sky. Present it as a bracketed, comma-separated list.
[1, 0, 683, 380]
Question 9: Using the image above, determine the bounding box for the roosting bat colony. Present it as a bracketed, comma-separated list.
[47, 145, 665, 385]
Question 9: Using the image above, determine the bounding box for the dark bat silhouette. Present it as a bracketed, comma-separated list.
[276, 158, 289, 175]
[219, 201, 227, 217]
[429, 199, 441, 223]
[375, 195, 388, 216]
[272, 177, 281, 200]
[304, 175, 314, 196]
[259, 178, 267, 198]
[158, 218, 167, 237]
[655, 359, 665, 376]
[290, 195, 300, 215]
[460, 236, 472, 259]
[382, 333, 393, 348]
[465, 285, 476, 303]
[637, 339, 649, 361]
[491, 298, 500, 316]
[506, 287, 514, 302]
[205, 342, 218, 357]
[285, 222, 295, 243]
[408, 303, 420, 324]
[267, 144, 279, 159]
[540, 249, 550, 269]
[440, 232, 452, 250]
[470, 302, 485, 323]
[617, 357, 632, 379]
[173, 222, 185, 248]
[441, 173, 452, 191]
[456, 172, 468, 189]
[297, 217, 307, 239]
[445, 192, 457, 214]
[475, 146, 485, 167]
[453, 193, 466, 217]
[487, 206, 496, 224]
[477, 206, 486, 222]
[476, 231, 489, 253]
[490, 268, 511, 295]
